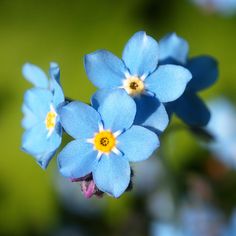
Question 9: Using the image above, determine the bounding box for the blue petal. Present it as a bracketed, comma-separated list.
[187, 56, 218, 92]
[49, 62, 60, 83]
[58, 140, 98, 178]
[98, 89, 136, 132]
[52, 79, 64, 108]
[93, 153, 130, 198]
[172, 92, 211, 127]
[49, 63, 65, 107]
[117, 125, 159, 162]
[22, 122, 61, 155]
[22, 104, 39, 129]
[36, 150, 57, 169]
[91, 88, 121, 110]
[22, 63, 49, 88]
[122, 31, 159, 76]
[23, 88, 52, 119]
[84, 50, 126, 89]
[134, 95, 169, 133]
[145, 65, 192, 103]
[159, 33, 189, 65]
[60, 101, 101, 139]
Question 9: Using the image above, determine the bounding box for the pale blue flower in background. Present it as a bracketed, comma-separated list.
[180, 203, 225, 236]
[191, 0, 236, 16]
[150, 222, 183, 236]
[206, 98, 236, 168]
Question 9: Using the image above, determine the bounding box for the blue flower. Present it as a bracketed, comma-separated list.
[206, 98, 236, 169]
[22, 63, 65, 169]
[58, 90, 159, 198]
[84, 31, 192, 134]
[159, 33, 218, 127]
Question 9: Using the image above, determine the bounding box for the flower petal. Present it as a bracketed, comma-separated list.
[117, 125, 159, 162]
[122, 31, 159, 76]
[91, 88, 115, 110]
[98, 89, 136, 132]
[171, 92, 211, 127]
[58, 140, 98, 178]
[134, 95, 169, 133]
[187, 56, 218, 92]
[36, 150, 57, 169]
[145, 65, 192, 103]
[23, 88, 52, 119]
[159, 33, 189, 64]
[49, 62, 60, 82]
[22, 63, 49, 88]
[93, 153, 130, 198]
[22, 104, 39, 129]
[60, 101, 101, 139]
[22, 122, 61, 155]
[84, 50, 126, 89]
[49, 62, 65, 107]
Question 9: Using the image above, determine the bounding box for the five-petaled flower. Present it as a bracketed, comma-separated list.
[84, 31, 192, 134]
[22, 63, 65, 169]
[58, 90, 159, 198]
[159, 33, 218, 127]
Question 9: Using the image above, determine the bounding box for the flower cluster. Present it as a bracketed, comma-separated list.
[21, 31, 218, 198]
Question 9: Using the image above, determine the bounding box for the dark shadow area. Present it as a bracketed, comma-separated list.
[131, 0, 178, 29]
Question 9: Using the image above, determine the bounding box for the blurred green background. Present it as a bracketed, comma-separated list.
[0, 0, 236, 235]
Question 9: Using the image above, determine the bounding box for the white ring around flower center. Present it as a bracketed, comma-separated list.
[123, 76, 145, 96]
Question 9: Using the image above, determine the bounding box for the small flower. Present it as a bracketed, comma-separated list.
[84, 31, 192, 134]
[21, 63, 65, 169]
[159, 33, 218, 127]
[58, 90, 159, 198]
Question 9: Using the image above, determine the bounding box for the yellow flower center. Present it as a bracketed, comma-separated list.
[123, 76, 145, 96]
[94, 130, 116, 153]
[45, 105, 57, 133]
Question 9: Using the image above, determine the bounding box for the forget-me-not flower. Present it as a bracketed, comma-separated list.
[22, 63, 65, 169]
[159, 33, 218, 127]
[84, 31, 192, 134]
[58, 90, 159, 198]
